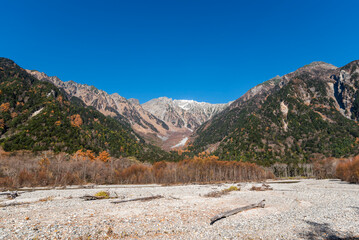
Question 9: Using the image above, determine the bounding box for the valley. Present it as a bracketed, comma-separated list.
[2, 2, 359, 239]
[2, 57, 359, 183]
[24, 59, 359, 166]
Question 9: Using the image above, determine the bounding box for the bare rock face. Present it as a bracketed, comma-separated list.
[142, 97, 231, 130]
[128, 98, 140, 106]
[329, 61, 359, 119]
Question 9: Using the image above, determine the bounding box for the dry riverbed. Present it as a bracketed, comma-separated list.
[1, 179, 359, 239]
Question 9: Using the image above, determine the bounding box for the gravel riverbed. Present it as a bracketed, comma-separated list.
[1, 179, 359, 239]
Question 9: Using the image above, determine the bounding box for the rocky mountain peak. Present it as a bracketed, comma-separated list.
[299, 61, 337, 71]
[0, 58, 16, 68]
[307, 61, 335, 67]
[128, 98, 140, 105]
[142, 97, 231, 131]
[340, 60, 359, 73]
[290, 61, 337, 78]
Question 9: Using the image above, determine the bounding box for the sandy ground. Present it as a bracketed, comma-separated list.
[1, 179, 359, 239]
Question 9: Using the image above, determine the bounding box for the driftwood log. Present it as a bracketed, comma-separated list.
[80, 195, 104, 201]
[210, 199, 265, 225]
[0, 201, 30, 207]
[0, 191, 22, 199]
[111, 195, 163, 204]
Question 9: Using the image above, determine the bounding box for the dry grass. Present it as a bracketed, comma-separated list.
[39, 196, 54, 202]
[204, 185, 240, 198]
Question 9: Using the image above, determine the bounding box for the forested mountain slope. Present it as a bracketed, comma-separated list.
[191, 61, 359, 166]
[0, 58, 178, 162]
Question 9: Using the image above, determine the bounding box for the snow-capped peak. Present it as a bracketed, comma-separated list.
[175, 100, 195, 110]
[142, 97, 232, 131]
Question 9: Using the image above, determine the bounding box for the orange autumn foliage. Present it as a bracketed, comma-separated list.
[70, 114, 83, 127]
[11, 112, 18, 118]
[0, 119, 4, 129]
[38, 157, 50, 169]
[56, 95, 63, 103]
[75, 149, 95, 161]
[0, 102, 10, 112]
[97, 151, 110, 162]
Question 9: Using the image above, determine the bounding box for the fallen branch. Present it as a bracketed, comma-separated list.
[168, 195, 181, 200]
[0, 201, 30, 207]
[0, 191, 23, 199]
[111, 195, 163, 204]
[80, 195, 103, 201]
[80, 191, 113, 201]
[210, 199, 265, 225]
[80, 194, 114, 201]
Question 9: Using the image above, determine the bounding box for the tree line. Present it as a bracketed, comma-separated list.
[0, 151, 273, 188]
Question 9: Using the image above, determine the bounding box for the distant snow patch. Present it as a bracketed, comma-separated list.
[31, 107, 44, 118]
[186, 127, 193, 132]
[171, 137, 188, 148]
[176, 100, 194, 110]
[157, 135, 168, 141]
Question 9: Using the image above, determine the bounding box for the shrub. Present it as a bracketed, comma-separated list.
[94, 191, 110, 199]
[336, 156, 359, 183]
[205, 185, 240, 197]
[223, 186, 240, 192]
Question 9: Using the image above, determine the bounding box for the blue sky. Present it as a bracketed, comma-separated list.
[1, 0, 359, 104]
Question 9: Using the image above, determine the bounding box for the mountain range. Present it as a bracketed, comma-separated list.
[3, 57, 359, 167]
[26, 70, 230, 150]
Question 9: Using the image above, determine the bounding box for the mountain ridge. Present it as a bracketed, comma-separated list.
[4, 57, 359, 168]
[0, 58, 176, 162]
[26, 69, 171, 135]
[191, 60, 359, 166]
[26, 70, 231, 150]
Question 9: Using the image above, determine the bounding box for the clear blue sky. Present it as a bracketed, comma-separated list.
[1, 0, 359, 104]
